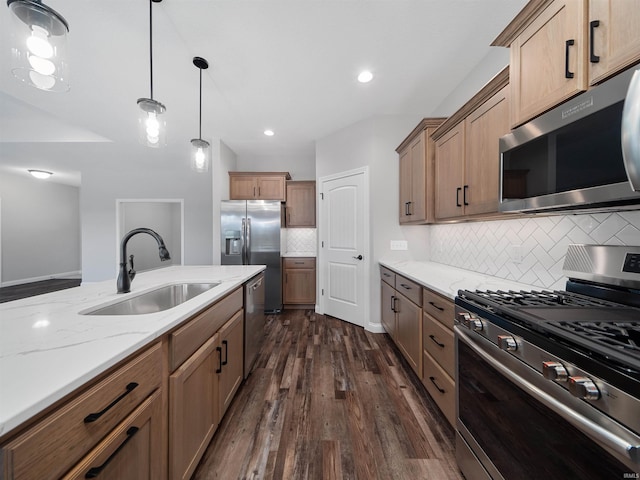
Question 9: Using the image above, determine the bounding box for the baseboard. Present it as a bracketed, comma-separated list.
[1, 270, 82, 288]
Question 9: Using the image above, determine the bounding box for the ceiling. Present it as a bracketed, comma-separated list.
[0, 0, 527, 186]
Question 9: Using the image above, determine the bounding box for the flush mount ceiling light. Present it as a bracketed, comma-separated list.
[264, 129, 274, 137]
[137, 0, 166, 148]
[7, 0, 70, 92]
[357, 70, 373, 83]
[190, 56, 210, 173]
[28, 169, 53, 179]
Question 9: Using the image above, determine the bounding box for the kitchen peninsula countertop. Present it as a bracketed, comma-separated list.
[379, 259, 544, 300]
[281, 252, 316, 257]
[0, 265, 265, 439]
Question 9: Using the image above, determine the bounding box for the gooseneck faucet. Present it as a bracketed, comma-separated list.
[117, 228, 171, 293]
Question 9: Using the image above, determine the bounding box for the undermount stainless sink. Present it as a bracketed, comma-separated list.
[83, 282, 221, 315]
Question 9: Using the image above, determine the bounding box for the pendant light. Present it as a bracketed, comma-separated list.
[190, 56, 210, 173]
[137, 0, 166, 148]
[7, 0, 69, 92]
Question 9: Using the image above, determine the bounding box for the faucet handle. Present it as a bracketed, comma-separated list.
[128, 254, 136, 280]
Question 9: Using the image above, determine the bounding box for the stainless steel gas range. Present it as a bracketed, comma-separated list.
[454, 244, 640, 480]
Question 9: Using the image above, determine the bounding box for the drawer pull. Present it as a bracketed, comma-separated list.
[429, 376, 446, 394]
[589, 20, 600, 63]
[429, 334, 445, 348]
[383, 272, 391, 277]
[83, 382, 139, 423]
[216, 346, 223, 374]
[294, 261, 305, 264]
[565, 39, 575, 78]
[85, 426, 139, 478]
[399, 283, 412, 290]
[222, 339, 229, 366]
[428, 301, 444, 311]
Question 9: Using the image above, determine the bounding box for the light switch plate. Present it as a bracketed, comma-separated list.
[390, 240, 408, 251]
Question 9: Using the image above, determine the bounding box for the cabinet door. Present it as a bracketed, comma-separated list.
[589, 0, 640, 85]
[283, 267, 316, 304]
[396, 293, 422, 377]
[409, 133, 427, 222]
[464, 85, 510, 216]
[169, 334, 220, 480]
[380, 281, 396, 340]
[286, 181, 316, 227]
[257, 176, 286, 200]
[435, 122, 465, 220]
[62, 390, 164, 480]
[510, 0, 587, 126]
[218, 310, 244, 419]
[230, 176, 257, 199]
[398, 146, 413, 224]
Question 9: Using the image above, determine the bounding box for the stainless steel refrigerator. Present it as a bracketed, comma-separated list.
[220, 200, 282, 312]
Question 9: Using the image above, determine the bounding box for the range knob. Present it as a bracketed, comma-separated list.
[458, 312, 483, 331]
[497, 335, 518, 352]
[568, 376, 600, 401]
[542, 361, 568, 382]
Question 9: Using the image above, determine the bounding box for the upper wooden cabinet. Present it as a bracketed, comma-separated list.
[229, 172, 291, 201]
[433, 68, 510, 221]
[285, 181, 316, 227]
[493, 0, 640, 127]
[395, 118, 446, 224]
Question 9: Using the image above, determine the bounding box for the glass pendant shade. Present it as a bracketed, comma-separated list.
[8, 0, 70, 92]
[138, 98, 166, 148]
[190, 138, 210, 173]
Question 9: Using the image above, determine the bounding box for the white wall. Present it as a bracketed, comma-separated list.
[237, 150, 316, 180]
[0, 171, 80, 284]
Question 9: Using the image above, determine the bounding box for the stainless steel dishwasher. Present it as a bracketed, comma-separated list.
[244, 273, 265, 378]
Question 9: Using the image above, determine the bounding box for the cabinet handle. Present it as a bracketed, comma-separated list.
[216, 346, 223, 374]
[258, 187, 261, 196]
[407, 201, 412, 216]
[85, 426, 139, 478]
[565, 39, 575, 78]
[399, 283, 412, 290]
[428, 301, 444, 311]
[253, 187, 256, 197]
[222, 340, 228, 366]
[404, 202, 410, 216]
[463, 185, 469, 206]
[429, 334, 446, 348]
[390, 295, 396, 312]
[84, 382, 139, 423]
[429, 376, 446, 394]
[589, 20, 600, 63]
[456, 187, 462, 207]
[393, 296, 400, 313]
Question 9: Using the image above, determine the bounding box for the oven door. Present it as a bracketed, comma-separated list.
[455, 326, 639, 480]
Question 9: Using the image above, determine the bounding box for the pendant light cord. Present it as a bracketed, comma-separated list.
[199, 67, 203, 139]
[149, 0, 154, 100]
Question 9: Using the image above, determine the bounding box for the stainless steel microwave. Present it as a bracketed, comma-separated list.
[499, 66, 640, 213]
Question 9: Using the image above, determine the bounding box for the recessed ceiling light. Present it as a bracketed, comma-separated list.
[28, 169, 53, 179]
[357, 70, 373, 83]
[264, 129, 274, 136]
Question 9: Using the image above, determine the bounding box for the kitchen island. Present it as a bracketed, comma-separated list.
[0, 265, 264, 440]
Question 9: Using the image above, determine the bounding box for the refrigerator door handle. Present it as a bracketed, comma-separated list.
[241, 218, 247, 264]
[246, 218, 252, 264]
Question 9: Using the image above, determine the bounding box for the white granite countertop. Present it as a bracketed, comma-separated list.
[0, 265, 265, 439]
[281, 251, 316, 257]
[379, 260, 542, 300]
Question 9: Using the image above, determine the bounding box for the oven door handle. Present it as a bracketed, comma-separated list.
[457, 328, 640, 466]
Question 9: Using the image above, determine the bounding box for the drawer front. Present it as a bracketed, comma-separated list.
[380, 266, 395, 287]
[3, 343, 162, 480]
[395, 275, 422, 307]
[170, 287, 243, 371]
[422, 350, 455, 426]
[423, 312, 455, 378]
[283, 257, 316, 269]
[422, 288, 454, 329]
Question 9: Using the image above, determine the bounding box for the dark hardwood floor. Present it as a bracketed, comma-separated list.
[193, 310, 462, 480]
[0, 278, 81, 303]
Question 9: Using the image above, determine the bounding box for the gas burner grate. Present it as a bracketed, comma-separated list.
[548, 321, 640, 360]
[467, 289, 621, 308]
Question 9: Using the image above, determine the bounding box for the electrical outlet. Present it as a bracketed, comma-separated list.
[507, 244, 523, 264]
[390, 240, 408, 251]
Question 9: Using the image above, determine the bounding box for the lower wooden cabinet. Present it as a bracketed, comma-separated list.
[380, 281, 397, 340]
[62, 390, 164, 480]
[422, 349, 456, 426]
[217, 310, 244, 419]
[283, 257, 316, 308]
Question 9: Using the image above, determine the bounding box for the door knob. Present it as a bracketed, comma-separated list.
[352, 255, 363, 260]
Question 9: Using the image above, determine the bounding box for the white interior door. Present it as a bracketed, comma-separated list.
[319, 168, 369, 327]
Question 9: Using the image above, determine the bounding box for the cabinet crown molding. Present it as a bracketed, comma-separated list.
[396, 118, 447, 153]
[228, 171, 291, 179]
[491, 0, 554, 47]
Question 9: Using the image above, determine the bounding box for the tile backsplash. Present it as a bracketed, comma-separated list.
[282, 228, 317, 254]
[430, 210, 640, 290]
